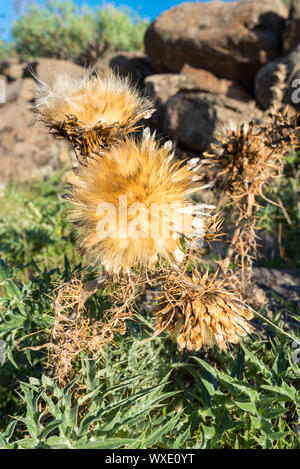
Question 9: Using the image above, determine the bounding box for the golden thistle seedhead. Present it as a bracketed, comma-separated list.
[155, 269, 254, 351]
[34, 70, 154, 161]
[204, 122, 284, 200]
[68, 132, 214, 275]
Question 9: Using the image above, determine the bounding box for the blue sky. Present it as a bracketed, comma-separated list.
[0, 0, 234, 40]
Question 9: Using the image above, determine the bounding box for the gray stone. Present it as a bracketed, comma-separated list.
[145, 0, 287, 91]
[255, 44, 300, 110]
[162, 91, 263, 151]
[284, 0, 300, 54]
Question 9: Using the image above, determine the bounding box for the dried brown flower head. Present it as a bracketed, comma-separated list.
[259, 108, 299, 150]
[204, 122, 284, 201]
[34, 70, 154, 160]
[19, 276, 137, 385]
[155, 269, 254, 351]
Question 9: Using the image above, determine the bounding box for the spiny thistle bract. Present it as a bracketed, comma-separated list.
[68, 132, 212, 275]
[155, 269, 254, 351]
[204, 122, 285, 202]
[34, 71, 154, 160]
[259, 108, 300, 150]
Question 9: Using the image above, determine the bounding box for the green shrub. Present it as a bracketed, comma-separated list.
[96, 4, 149, 54]
[11, 0, 149, 64]
[0, 41, 16, 62]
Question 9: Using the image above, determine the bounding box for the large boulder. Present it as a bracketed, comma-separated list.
[145, 0, 287, 90]
[255, 45, 300, 110]
[180, 65, 252, 102]
[145, 68, 253, 130]
[24, 58, 84, 83]
[162, 92, 263, 151]
[94, 51, 156, 89]
[284, 0, 300, 54]
[5, 78, 35, 103]
[144, 74, 181, 128]
[0, 99, 66, 183]
[0, 59, 77, 183]
[0, 58, 24, 81]
[0, 58, 84, 84]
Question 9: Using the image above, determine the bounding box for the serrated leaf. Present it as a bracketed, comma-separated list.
[141, 413, 180, 448]
[235, 400, 257, 415]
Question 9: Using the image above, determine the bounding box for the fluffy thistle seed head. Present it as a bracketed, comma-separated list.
[155, 269, 254, 351]
[34, 71, 154, 160]
[69, 134, 212, 275]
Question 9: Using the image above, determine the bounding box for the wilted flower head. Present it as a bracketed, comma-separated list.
[68, 132, 213, 275]
[259, 108, 299, 150]
[34, 70, 153, 160]
[155, 269, 254, 351]
[204, 122, 284, 201]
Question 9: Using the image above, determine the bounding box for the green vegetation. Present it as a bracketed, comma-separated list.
[256, 151, 300, 268]
[0, 41, 17, 62]
[2, 1, 148, 64]
[0, 171, 299, 449]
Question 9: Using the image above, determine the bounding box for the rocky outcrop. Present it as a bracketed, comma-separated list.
[24, 58, 84, 83]
[144, 74, 181, 128]
[0, 58, 82, 183]
[94, 51, 156, 88]
[0, 57, 84, 84]
[145, 0, 287, 90]
[162, 92, 263, 151]
[180, 65, 252, 102]
[0, 100, 67, 184]
[0, 59, 24, 81]
[255, 45, 300, 110]
[284, 0, 300, 54]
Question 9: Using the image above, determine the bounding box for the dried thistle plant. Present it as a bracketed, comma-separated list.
[68, 131, 213, 275]
[259, 108, 299, 151]
[32, 66, 270, 372]
[34, 71, 154, 161]
[203, 107, 299, 295]
[25, 275, 138, 385]
[155, 268, 254, 351]
[204, 122, 285, 205]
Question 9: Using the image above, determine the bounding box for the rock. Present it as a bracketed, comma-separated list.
[145, 0, 287, 90]
[284, 0, 300, 54]
[180, 64, 252, 102]
[0, 90, 67, 183]
[255, 44, 300, 110]
[0, 59, 24, 81]
[94, 51, 156, 89]
[144, 74, 181, 128]
[6, 78, 35, 103]
[24, 58, 84, 83]
[252, 267, 300, 302]
[162, 91, 263, 151]
[144, 68, 252, 131]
